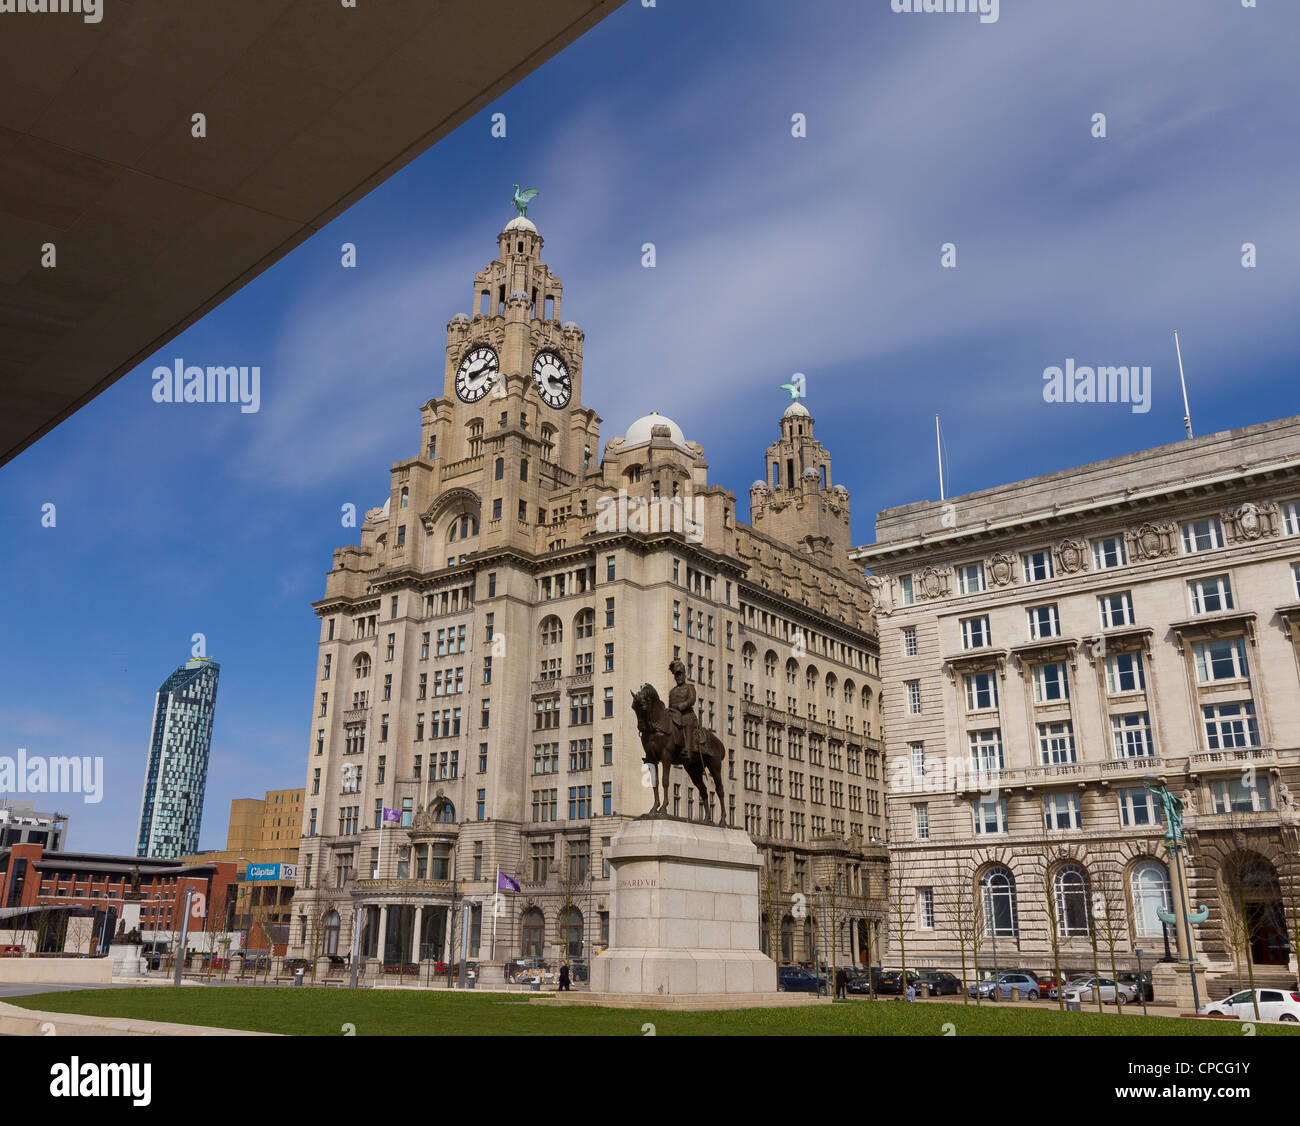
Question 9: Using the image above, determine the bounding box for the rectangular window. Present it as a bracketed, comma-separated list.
[605, 597, 615, 628]
[956, 563, 986, 594]
[910, 743, 925, 778]
[963, 672, 998, 712]
[1038, 721, 1076, 764]
[960, 616, 990, 650]
[1027, 604, 1060, 640]
[1105, 652, 1146, 694]
[1282, 501, 1300, 536]
[1022, 550, 1054, 583]
[1194, 638, 1249, 682]
[1032, 662, 1070, 704]
[1098, 592, 1134, 628]
[1111, 712, 1154, 758]
[1293, 562, 1300, 600]
[918, 887, 935, 929]
[1203, 702, 1260, 749]
[603, 733, 613, 765]
[902, 626, 918, 656]
[1043, 792, 1081, 831]
[1091, 535, 1127, 570]
[1189, 574, 1234, 615]
[1212, 777, 1270, 813]
[914, 804, 929, 840]
[974, 798, 1007, 835]
[906, 680, 922, 714]
[969, 729, 1004, 773]
[1181, 517, 1224, 554]
[602, 781, 612, 816]
[1119, 787, 1164, 827]
[899, 575, 914, 605]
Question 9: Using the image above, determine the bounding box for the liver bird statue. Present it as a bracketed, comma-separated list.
[511, 184, 539, 218]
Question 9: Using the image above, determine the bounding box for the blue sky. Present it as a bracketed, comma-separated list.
[3, 0, 1298, 854]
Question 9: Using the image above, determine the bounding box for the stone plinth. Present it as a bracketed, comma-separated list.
[590, 818, 778, 996]
[1153, 961, 1207, 1012]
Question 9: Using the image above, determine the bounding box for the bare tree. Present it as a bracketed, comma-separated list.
[951, 860, 985, 1005]
[1092, 863, 1126, 1015]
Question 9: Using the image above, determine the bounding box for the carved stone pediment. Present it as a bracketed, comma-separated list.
[1127, 521, 1176, 561]
[1054, 538, 1087, 575]
[916, 566, 949, 602]
[986, 552, 1017, 588]
[1223, 501, 1279, 544]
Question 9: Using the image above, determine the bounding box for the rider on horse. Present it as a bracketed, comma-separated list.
[667, 657, 706, 763]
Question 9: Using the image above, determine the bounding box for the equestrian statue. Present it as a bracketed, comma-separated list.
[631, 658, 728, 825]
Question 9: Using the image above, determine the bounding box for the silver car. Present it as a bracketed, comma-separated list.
[968, 972, 1041, 1000]
[1064, 976, 1135, 1005]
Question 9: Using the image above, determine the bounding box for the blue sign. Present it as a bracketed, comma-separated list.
[245, 863, 284, 884]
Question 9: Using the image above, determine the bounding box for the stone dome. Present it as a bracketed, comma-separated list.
[504, 215, 537, 234]
[802, 467, 821, 478]
[751, 480, 769, 491]
[784, 401, 810, 417]
[624, 411, 686, 448]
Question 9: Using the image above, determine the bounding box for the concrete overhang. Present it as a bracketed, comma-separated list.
[0, 0, 626, 466]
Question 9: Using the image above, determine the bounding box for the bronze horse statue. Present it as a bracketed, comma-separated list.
[631, 683, 728, 826]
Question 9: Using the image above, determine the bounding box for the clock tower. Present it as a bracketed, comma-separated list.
[406, 213, 602, 560]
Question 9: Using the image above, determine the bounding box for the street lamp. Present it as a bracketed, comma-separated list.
[1142, 774, 1201, 1011]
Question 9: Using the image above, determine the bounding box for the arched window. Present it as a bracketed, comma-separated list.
[540, 616, 562, 647]
[520, 458, 529, 482]
[322, 910, 340, 956]
[805, 665, 819, 692]
[781, 915, 795, 963]
[399, 486, 409, 509]
[785, 658, 799, 685]
[574, 609, 594, 640]
[521, 908, 545, 957]
[742, 643, 756, 670]
[861, 686, 872, 711]
[435, 802, 456, 824]
[494, 457, 504, 481]
[825, 673, 837, 700]
[981, 867, 1019, 938]
[764, 650, 777, 678]
[1131, 860, 1171, 939]
[559, 906, 583, 958]
[843, 678, 855, 704]
[354, 654, 371, 679]
[626, 464, 642, 485]
[448, 514, 478, 542]
[1054, 864, 1092, 937]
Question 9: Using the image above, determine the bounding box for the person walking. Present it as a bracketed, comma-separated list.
[835, 967, 847, 999]
[559, 962, 570, 991]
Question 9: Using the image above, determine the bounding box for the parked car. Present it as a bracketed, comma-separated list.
[846, 973, 876, 995]
[917, 971, 962, 997]
[777, 966, 823, 993]
[1117, 971, 1154, 1002]
[1049, 976, 1090, 1000]
[969, 972, 1040, 1000]
[874, 970, 921, 996]
[1198, 988, 1300, 1023]
[1063, 977, 1134, 1005]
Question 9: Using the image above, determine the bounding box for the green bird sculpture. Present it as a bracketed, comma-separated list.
[511, 184, 539, 218]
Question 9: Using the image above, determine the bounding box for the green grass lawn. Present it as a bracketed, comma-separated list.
[10, 988, 1299, 1036]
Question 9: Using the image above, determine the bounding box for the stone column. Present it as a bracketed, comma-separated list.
[377, 905, 388, 964]
[413, 906, 424, 963]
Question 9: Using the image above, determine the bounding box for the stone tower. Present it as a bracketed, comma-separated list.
[748, 402, 853, 571]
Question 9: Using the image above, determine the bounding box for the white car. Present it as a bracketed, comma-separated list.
[1198, 988, 1300, 1023]
[1064, 977, 1136, 1005]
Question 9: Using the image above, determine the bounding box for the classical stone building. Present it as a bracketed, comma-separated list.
[852, 418, 1300, 991]
[287, 214, 885, 973]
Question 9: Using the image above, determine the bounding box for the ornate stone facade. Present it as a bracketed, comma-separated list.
[287, 218, 884, 974]
[853, 418, 1300, 991]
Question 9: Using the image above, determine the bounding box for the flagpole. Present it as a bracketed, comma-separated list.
[491, 870, 499, 961]
[1174, 330, 1194, 439]
[377, 817, 384, 880]
[935, 414, 945, 501]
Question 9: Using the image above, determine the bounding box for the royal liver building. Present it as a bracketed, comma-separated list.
[288, 211, 884, 972]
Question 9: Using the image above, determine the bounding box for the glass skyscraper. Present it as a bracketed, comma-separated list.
[136, 658, 220, 859]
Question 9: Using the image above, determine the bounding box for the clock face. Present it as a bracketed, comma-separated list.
[532, 350, 571, 408]
[455, 346, 499, 402]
